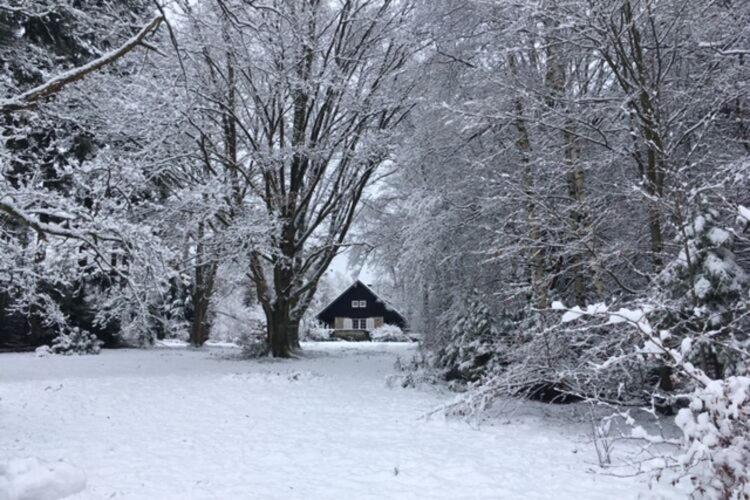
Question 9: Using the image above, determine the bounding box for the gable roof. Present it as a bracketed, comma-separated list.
[316, 280, 406, 322]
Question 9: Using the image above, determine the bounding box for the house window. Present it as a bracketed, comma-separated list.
[353, 318, 367, 330]
[359, 300, 366, 308]
[352, 300, 359, 308]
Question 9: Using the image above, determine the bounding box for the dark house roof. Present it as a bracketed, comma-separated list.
[316, 280, 407, 329]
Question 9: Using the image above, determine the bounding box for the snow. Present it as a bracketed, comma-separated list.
[1, 343, 680, 499]
[694, 276, 712, 299]
[692, 215, 706, 234]
[738, 205, 750, 225]
[0, 457, 86, 500]
[707, 227, 730, 246]
[559, 303, 608, 323]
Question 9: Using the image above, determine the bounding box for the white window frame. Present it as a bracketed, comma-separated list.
[351, 300, 359, 308]
[359, 300, 366, 308]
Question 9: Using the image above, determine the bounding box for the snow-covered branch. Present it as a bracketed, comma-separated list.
[0, 14, 163, 113]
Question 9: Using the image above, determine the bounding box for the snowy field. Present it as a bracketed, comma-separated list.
[1, 342, 683, 500]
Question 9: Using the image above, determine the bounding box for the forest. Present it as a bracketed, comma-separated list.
[1, 0, 749, 498]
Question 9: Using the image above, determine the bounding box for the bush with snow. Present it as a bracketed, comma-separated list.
[34, 345, 52, 357]
[49, 327, 103, 355]
[0, 457, 86, 500]
[370, 324, 410, 342]
[387, 350, 439, 388]
[434, 294, 496, 383]
[554, 301, 750, 498]
[301, 320, 334, 341]
[237, 331, 270, 358]
[304, 326, 334, 341]
[673, 376, 750, 497]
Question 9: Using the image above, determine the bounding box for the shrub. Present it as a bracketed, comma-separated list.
[370, 324, 410, 342]
[302, 320, 334, 341]
[237, 329, 269, 358]
[554, 301, 750, 498]
[673, 376, 750, 497]
[49, 326, 103, 355]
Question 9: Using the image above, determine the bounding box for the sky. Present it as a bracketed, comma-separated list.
[327, 249, 377, 292]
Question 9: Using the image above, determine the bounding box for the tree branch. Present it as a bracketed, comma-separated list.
[0, 14, 164, 113]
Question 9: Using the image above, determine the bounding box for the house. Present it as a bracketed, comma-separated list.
[316, 280, 406, 338]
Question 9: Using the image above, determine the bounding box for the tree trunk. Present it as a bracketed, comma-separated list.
[508, 56, 548, 310]
[544, 29, 598, 305]
[624, 0, 666, 271]
[189, 290, 212, 347]
[264, 232, 299, 357]
[189, 223, 217, 347]
[266, 302, 298, 358]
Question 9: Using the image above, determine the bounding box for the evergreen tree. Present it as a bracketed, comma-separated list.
[436, 292, 497, 383]
[662, 207, 749, 378]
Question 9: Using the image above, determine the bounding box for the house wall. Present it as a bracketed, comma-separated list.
[332, 316, 383, 331]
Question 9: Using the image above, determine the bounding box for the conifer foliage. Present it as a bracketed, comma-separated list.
[435, 294, 496, 383]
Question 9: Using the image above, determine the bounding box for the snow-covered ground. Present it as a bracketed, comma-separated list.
[1, 342, 682, 499]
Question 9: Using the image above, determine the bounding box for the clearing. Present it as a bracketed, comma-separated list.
[1, 342, 680, 499]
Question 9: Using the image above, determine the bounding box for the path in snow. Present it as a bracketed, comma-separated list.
[0, 342, 678, 499]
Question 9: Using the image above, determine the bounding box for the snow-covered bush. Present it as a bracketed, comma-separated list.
[387, 350, 439, 388]
[49, 327, 103, 355]
[555, 301, 750, 498]
[305, 326, 334, 341]
[370, 324, 410, 342]
[301, 320, 334, 341]
[674, 376, 750, 497]
[34, 345, 52, 357]
[237, 330, 269, 358]
[434, 295, 496, 383]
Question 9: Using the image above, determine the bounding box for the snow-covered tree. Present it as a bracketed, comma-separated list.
[0, 1, 167, 346]
[170, 0, 421, 357]
[435, 293, 497, 384]
[661, 206, 749, 379]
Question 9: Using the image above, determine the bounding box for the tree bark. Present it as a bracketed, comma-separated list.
[189, 289, 212, 347]
[189, 222, 217, 347]
[265, 293, 297, 358]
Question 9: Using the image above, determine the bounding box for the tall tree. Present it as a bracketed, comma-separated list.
[176, 0, 419, 356]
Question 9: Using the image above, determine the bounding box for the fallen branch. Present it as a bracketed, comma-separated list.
[0, 14, 164, 113]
